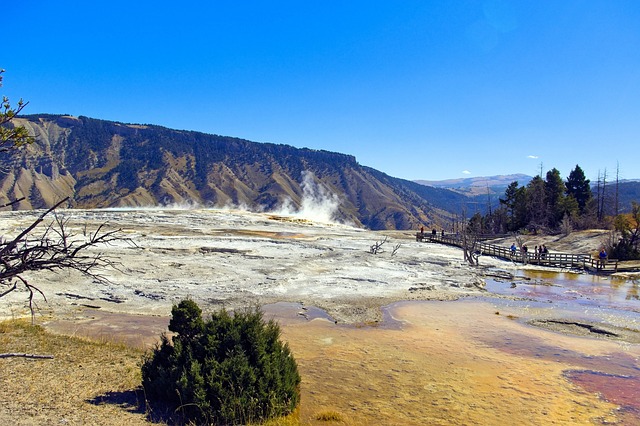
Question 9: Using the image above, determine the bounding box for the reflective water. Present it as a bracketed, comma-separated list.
[483, 270, 640, 423]
[486, 270, 640, 311]
[485, 271, 640, 330]
[262, 302, 336, 323]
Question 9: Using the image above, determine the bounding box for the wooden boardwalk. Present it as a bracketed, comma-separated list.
[417, 233, 619, 273]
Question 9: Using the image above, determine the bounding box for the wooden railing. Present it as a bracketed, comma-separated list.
[416, 233, 618, 273]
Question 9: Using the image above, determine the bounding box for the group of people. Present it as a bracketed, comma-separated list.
[532, 244, 549, 259]
[418, 226, 445, 239]
[510, 243, 549, 259]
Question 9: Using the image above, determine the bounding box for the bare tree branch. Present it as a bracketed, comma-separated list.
[0, 199, 132, 318]
[0, 281, 17, 298]
[0, 197, 25, 210]
[0, 198, 70, 258]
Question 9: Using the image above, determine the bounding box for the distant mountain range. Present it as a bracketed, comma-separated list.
[600, 180, 640, 213]
[0, 114, 470, 230]
[415, 174, 533, 196]
[416, 173, 640, 215]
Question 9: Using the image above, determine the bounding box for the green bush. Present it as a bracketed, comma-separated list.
[142, 300, 301, 425]
[610, 238, 640, 261]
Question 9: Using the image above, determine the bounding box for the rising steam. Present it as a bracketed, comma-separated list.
[273, 171, 342, 224]
[107, 171, 344, 225]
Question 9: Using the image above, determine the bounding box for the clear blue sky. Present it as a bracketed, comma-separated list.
[3, 1, 639, 181]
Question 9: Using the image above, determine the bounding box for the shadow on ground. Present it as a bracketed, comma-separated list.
[86, 389, 146, 415]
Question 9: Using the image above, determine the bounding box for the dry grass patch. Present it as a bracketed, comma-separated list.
[0, 320, 316, 426]
[315, 410, 344, 422]
[0, 319, 148, 425]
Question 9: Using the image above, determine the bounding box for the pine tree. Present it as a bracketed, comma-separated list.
[545, 168, 566, 229]
[500, 181, 527, 232]
[566, 164, 592, 214]
[526, 175, 546, 232]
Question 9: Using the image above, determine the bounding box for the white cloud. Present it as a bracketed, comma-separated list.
[527, 155, 539, 159]
[462, 170, 471, 175]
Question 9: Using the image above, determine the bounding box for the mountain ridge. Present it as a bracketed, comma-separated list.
[4, 114, 637, 227]
[0, 114, 469, 230]
[415, 174, 533, 197]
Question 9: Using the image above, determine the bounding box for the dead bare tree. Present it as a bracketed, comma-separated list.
[458, 208, 481, 266]
[391, 243, 401, 256]
[0, 197, 128, 318]
[514, 234, 524, 250]
[560, 214, 573, 236]
[460, 228, 480, 266]
[369, 236, 388, 254]
[507, 233, 527, 264]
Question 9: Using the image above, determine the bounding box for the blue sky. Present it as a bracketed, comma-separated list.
[3, 1, 639, 181]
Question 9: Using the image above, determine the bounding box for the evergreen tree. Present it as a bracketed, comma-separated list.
[142, 300, 301, 425]
[545, 168, 566, 229]
[500, 181, 527, 232]
[484, 206, 509, 234]
[566, 165, 592, 214]
[559, 194, 580, 223]
[526, 175, 547, 232]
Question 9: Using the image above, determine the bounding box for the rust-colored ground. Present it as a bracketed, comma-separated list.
[20, 301, 640, 425]
[281, 301, 627, 425]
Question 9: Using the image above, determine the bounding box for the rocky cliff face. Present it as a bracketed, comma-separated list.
[0, 115, 464, 229]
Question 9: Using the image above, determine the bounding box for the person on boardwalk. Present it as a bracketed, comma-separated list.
[510, 243, 517, 257]
[598, 247, 608, 269]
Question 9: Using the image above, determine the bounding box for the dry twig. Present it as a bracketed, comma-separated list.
[0, 352, 54, 359]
